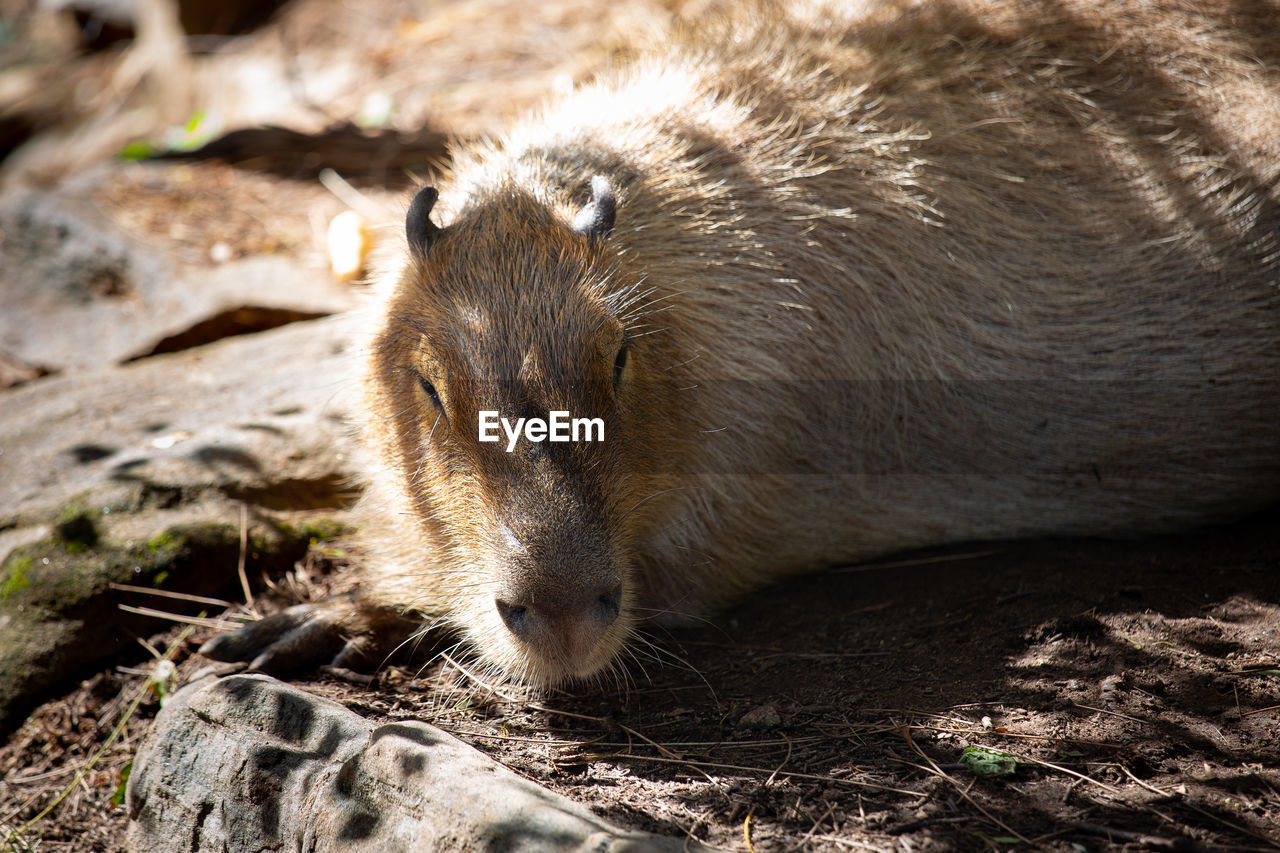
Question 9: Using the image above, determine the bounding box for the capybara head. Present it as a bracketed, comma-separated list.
[367, 178, 682, 685]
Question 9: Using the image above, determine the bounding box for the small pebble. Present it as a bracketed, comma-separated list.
[209, 241, 233, 263]
[739, 704, 781, 729]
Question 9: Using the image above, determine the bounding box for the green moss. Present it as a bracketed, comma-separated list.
[277, 518, 350, 551]
[56, 500, 89, 524]
[1, 559, 31, 600]
[0, 515, 316, 739]
[2, 539, 127, 613]
[145, 531, 179, 555]
[0, 519, 313, 617]
[299, 518, 346, 543]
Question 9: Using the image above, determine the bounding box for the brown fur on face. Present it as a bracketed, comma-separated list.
[363, 187, 693, 684]
[354, 0, 1280, 686]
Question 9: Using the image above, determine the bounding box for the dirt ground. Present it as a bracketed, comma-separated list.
[3, 511, 1278, 851]
[2, 0, 1278, 849]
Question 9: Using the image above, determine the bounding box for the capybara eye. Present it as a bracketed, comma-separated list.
[613, 343, 629, 388]
[414, 371, 441, 407]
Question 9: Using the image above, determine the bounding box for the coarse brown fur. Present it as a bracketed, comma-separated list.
[222, 0, 1280, 686]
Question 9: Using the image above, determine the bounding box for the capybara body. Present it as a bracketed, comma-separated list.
[207, 0, 1280, 685]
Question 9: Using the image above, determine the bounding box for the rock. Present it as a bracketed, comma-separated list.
[127, 672, 694, 852]
[0, 174, 356, 372]
[0, 510, 314, 737]
[0, 314, 360, 531]
[738, 704, 781, 729]
[0, 312, 362, 735]
[0, 348, 46, 389]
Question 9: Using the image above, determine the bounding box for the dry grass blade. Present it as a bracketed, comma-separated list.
[452, 730, 594, 748]
[830, 549, 1004, 574]
[108, 583, 231, 607]
[806, 833, 893, 850]
[1118, 765, 1178, 798]
[1074, 703, 1150, 724]
[117, 603, 240, 630]
[1073, 821, 1211, 852]
[1017, 755, 1122, 796]
[237, 502, 256, 616]
[5, 766, 80, 786]
[594, 737, 824, 750]
[598, 753, 921, 797]
[763, 733, 792, 786]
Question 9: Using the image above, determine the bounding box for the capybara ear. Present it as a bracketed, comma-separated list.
[571, 175, 616, 240]
[407, 186, 443, 256]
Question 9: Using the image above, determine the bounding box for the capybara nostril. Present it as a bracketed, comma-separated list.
[494, 599, 530, 640]
[598, 586, 622, 622]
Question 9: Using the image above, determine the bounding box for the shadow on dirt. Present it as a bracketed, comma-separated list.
[538, 508, 1280, 849]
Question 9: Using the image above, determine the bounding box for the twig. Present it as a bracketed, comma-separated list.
[1119, 764, 1178, 798]
[117, 603, 240, 630]
[1018, 755, 1123, 795]
[906, 721, 1114, 746]
[319, 167, 396, 220]
[237, 502, 255, 615]
[1074, 821, 1208, 852]
[520, 698, 693, 771]
[798, 801, 838, 846]
[1074, 703, 1150, 724]
[805, 834, 890, 851]
[830, 548, 1003, 574]
[109, 583, 231, 607]
[886, 815, 975, 835]
[764, 733, 793, 786]
[598, 753, 920, 797]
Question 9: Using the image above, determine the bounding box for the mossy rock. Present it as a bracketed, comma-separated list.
[0, 507, 314, 737]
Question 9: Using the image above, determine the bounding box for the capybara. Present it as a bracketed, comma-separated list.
[203, 0, 1280, 686]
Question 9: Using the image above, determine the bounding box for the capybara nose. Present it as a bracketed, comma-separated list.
[495, 582, 622, 665]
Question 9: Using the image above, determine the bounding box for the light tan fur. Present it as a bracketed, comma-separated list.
[353, 0, 1280, 685]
